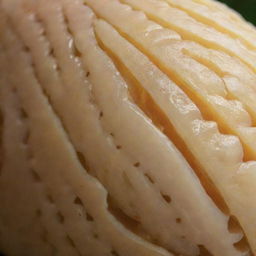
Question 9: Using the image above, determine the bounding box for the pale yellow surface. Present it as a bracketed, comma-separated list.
[0, 0, 256, 255]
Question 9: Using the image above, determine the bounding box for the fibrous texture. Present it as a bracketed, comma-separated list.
[0, 0, 256, 255]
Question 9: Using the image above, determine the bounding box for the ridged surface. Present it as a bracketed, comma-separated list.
[0, 0, 256, 255]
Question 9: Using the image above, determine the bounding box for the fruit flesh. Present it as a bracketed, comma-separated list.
[1, 0, 256, 255]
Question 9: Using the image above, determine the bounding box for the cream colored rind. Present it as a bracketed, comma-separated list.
[1, 0, 256, 255]
[0, 12, 172, 256]
[0, 0, 242, 254]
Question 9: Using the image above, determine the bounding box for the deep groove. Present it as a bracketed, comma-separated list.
[233, 236, 250, 253]
[182, 48, 256, 161]
[118, 0, 256, 73]
[161, 0, 256, 51]
[107, 196, 141, 229]
[181, 48, 228, 78]
[107, 195, 164, 250]
[73, 45, 82, 58]
[107, 196, 180, 256]
[76, 151, 91, 173]
[64, 15, 74, 42]
[183, 47, 256, 125]
[111, 0, 256, 128]
[95, 32, 230, 215]
[228, 216, 244, 234]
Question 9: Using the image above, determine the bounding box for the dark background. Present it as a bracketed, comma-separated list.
[218, 0, 256, 25]
[0, 1, 255, 256]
